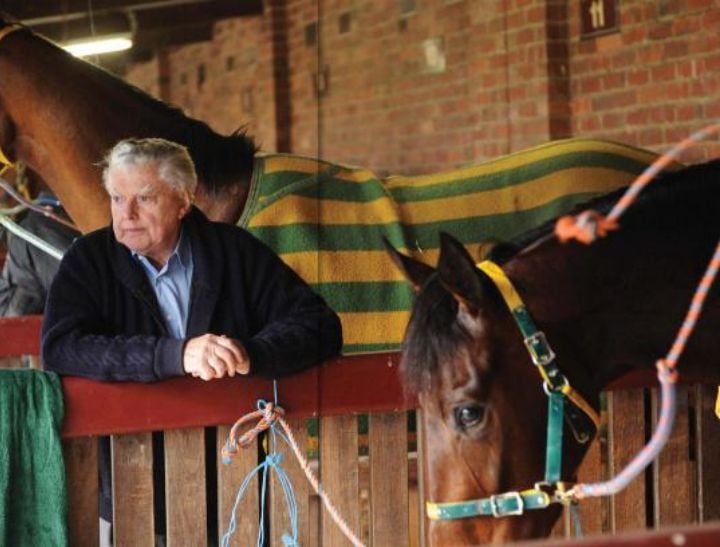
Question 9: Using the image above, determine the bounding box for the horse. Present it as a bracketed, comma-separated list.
[386, 159, 720, 544]
[0, 18, 683, 356]
[0, 20, 256, 233]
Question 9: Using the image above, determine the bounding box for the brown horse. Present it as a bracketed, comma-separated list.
[387, 159, 720, 544]
[0, 21, 255, 233]
[0, 18, 676, 355]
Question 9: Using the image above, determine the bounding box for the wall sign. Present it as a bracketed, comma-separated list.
[580, 0, 618, 38]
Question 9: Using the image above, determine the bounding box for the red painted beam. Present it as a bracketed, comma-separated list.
[2, 317, 716, 438]
[60, 352, 414, 438]
[0, 315, 43, 355]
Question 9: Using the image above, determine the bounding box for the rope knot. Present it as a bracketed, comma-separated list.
[266, 452, 285, 467]
[656, 359, 679, 384]
[221, 401, 286, 463]
[555, 210, 618, 244]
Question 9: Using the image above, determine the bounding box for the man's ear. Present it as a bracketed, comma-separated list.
[179, 192, 192, 218]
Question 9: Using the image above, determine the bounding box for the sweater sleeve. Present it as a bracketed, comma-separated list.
[239, 233, 343, 378]
[41, 240, 185, 382]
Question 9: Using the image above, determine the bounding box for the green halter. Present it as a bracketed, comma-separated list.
[426, 260, 600, 520]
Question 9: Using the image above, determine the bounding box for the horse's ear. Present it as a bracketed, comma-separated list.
[383, 236, 435, 292]
[437, 232, 484, 316]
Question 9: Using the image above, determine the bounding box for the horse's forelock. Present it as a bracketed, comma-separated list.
[401, 278, 475, 394]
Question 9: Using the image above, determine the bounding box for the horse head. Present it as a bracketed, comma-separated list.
[0, 18, 255, 232]
[387, 233, 594, 544]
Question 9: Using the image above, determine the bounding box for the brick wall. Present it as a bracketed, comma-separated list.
[126, 0, 720, 173]
[569, 0, 720, 162]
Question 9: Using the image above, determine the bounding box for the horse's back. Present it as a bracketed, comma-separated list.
[240, 139, 669, 355]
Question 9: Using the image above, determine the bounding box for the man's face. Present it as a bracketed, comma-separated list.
[107, 164, 190, 267]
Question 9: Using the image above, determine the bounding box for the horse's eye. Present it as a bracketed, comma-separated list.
[454, 405, 486, 429]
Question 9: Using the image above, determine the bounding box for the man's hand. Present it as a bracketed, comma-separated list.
[183, 334, 250, 381]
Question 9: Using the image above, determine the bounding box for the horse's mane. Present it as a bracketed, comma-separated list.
[402, 158, 720, 393]
[14, 23, 258, 193]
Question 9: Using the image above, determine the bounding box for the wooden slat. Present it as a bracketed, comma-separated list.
[575, 437, 605, 535]
[309, 493, 321, 547]
[609, 389, 647, 532]
[369, 411, 409, 546]
[112, 432, 155, 546]
[415, 409, 428, 547]
[269, 417, 312, 546]
[408, 461, 420, 547]
[696, 385, 720, 522]
[550, 512, 567, 539]
[217, 424, 260, 545]
[320, 414, 360, 546]
[653, 385, 696, 527]
[63, 436, 99, 547]
[165, 427, 207, 545]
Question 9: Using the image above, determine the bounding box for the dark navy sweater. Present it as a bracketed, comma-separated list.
[42, 206, 342, 381]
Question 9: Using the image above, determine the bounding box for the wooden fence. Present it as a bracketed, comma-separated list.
[1, 315, 719, 546]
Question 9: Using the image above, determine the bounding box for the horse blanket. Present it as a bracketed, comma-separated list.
[240, 138, 673, 355]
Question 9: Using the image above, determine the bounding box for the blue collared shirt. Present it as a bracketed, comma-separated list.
[133, 232, 194, 339]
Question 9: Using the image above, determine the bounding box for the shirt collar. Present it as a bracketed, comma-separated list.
[132, 229, 191, 273]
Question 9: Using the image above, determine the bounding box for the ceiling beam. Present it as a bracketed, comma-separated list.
[8, 0, 262, 26]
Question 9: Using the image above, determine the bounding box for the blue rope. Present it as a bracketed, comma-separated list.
[569, 503, 583, 537]
[221, 397, 300, 547]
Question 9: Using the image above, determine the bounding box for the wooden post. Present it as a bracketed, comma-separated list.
[369, 411, 409, 545]
[609, 389, 647, 532]
[165, 427, 207, 545]
[112, 433, 155, 545]
[320, 415, 360, 546]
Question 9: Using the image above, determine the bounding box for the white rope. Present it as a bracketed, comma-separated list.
[277, 416, 366, 547]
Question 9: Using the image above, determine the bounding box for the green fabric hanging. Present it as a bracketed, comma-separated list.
[0, 370, 67, 547]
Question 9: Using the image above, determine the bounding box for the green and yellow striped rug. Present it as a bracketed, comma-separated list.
[239, 138, 671, 355]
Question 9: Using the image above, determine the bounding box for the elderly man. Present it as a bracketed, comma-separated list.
[42, 138, 342, 543]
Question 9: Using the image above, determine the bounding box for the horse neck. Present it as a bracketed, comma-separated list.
[503, 201, 720, 393]
[0, 30, 251, 231]
[0, 38, 111, 231]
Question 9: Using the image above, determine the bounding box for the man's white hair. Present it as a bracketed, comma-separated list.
[102, 138, 197, 197]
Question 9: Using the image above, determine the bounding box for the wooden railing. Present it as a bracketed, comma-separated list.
[2, 315, 720, 546]
[1, 316, 421, 546]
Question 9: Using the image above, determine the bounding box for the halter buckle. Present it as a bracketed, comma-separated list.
[524, 331, 556, 366]
[489, 491, 524, 517]
[553, 482, 578, 505]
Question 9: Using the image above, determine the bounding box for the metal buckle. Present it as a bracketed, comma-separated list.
[542, 374, 569, 396]
[489, 491, 524, 517]
[523, 331, 556, 366]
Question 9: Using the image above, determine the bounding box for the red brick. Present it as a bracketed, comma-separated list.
[651, 64, 676, 82]
[122, 0, 720, 178]
[627, 69, 650, 86]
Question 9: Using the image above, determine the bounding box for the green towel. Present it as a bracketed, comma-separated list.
[0, 370, 67, 547]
